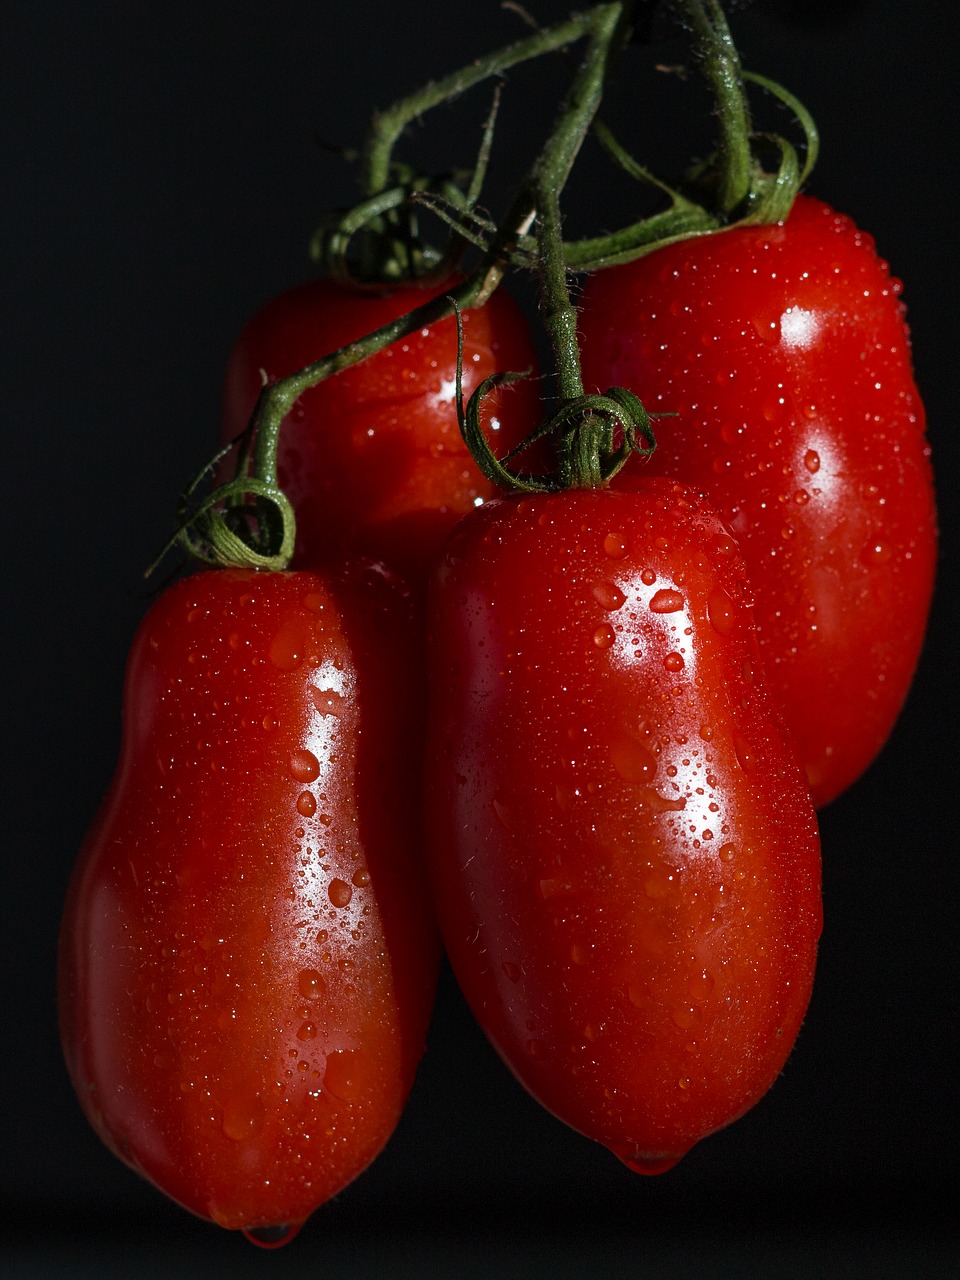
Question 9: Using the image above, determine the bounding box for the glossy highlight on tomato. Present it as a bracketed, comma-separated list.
[222, 277, 541, 583]
[58, 564, 439, 1237]
[424, 480, 822, 1170]
[578, 196, 936, 806]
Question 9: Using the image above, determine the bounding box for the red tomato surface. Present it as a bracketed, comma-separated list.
[59, 564, 439, 1238]
[222, 277, 541, 584]
[424, 481, 822, 1170]
[578, 195, 936, 806]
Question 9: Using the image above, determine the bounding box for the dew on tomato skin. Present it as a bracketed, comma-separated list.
[619, 1152, 683, 1176]
[663, 652, 685, 673]
[592, 580, 626, 610]
[640, 568, 657, 587]
[706, 587, 736, 637]
[803, 449, 821, 474]
[860, 538, 893, 565]
[592, 624, 616, 650]
[297, 968, 326, 1000]
[221, 1093, 266, 1141]
[603, 532, 629, 559]
[649, 588, 685, 614]
[295, 791, 317, 818]
[243, 1223, 302, 1249]
[328, 878, 353, 908]
[502, 960, 522, 983]
[310, 687, 343, 717]
[289, 749, 321, 783]
[610, 739, 658, 784]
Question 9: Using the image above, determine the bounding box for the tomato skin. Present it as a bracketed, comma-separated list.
[578, 195, 936, 806]
[58, 564, 439, 1234]
[222, 277, 541, 583]
[424, 481, 821, 1169]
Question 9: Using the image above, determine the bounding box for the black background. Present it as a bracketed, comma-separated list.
[3, 1, 957, 1275]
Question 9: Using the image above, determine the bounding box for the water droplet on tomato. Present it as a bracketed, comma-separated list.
[640, 568, 657, 586]
[803, 449, 821, 474]
[689, 969, 716, 1000]
[311, 687, 343, 717]
[296, 791, 317, 818]
[719, 843, 737, 863]
[221, 1094, 265, 1141]
[707, 587, 735, 636]
[733, 736, 754, 773]
[352, 867, 370, 888]
[860, 538, 892, 565]
[289, 749, 321, 782]
[610, 739, 657, 783]
[663, 652, 685, 672]
[671, 1004, 702, 1029]
[592, 580, 626, 610]
[297, 1021, 318, 1041]
[243, 1223, 302, 1249]
[328, 878, 353, 908]
[269, 627, 306, 671]
[619, 1151, 683, 1176]
[592, 624, 615, 649]
[298, 968, 326, 1000]
[649, 588, 684, 614]
[502, 960, 522, 983]
[603, 532, 628, 559]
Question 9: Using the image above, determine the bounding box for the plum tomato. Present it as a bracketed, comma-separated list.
[58, 563, 439, 1238]
[578, 195, 936, 806]
[221, 277, 542, 585]
[424, 480, 822, 1171]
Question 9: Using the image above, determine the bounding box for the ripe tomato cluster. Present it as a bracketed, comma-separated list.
[57, 5, 935, 1249]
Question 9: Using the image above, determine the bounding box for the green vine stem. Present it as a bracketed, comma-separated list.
[359, 12, 601, 199]
[458, 2, 659, 495]
[671, 0, 751, 216]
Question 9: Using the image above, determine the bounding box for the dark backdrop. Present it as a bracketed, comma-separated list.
[3, 1, 957, 1275]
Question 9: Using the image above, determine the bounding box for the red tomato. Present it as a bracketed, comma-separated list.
[424, 480, 821, 1171]
[578, 195, 936, 806]
[59, 564, 439, 1239]
[222, 277, 541, 584]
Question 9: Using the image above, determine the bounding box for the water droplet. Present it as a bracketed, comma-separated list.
[311, 687, 343, 717]
[243, 1223, 303, 1250]
[328, 878, 353, 908]
[352, 867, 370, 888]
[290, 749, 321, 782]
[603, 532, 628, 559]
[619, 1151, 683, 1176]
[671, 1004, 702, 1029]
[592, 624, 615, 649]
[502, 960, 522, 983]
[221, 1094, 265, 1142]
[861, 538, 892, 565]
[610, 739, 657, 783]
[719, 843, 737, 863]
[296, 791, 317, 818]
[707, 587, 735, 636]
[803, 449, 820, 474]
[640, 568, 657, 586]
[297, 1021, 318, 1041]
[298, 968, 326, 1000]
[689, 969, 716, 1000]
[592, 581, 626, 610]
[733, 736, 754, 773]
[649, 588, 684, 614]
[269, 623, 308, 671]
[663, 652, 685, 672]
